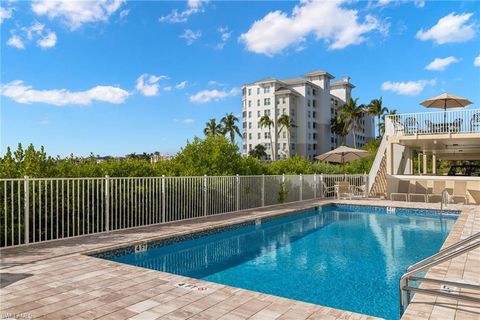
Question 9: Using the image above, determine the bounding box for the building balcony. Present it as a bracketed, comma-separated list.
[385, 108, 480, 136]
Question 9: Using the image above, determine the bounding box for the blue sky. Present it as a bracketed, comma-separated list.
[1, 0, 479, 157]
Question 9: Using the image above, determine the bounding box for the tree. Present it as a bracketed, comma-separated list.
[338, 98, 364, 148]
[249, 144, 267, 159]
[277, 114, 297, 158]
[203, 118, 223, 137]
[330, 115, 349, 145]
[220, 113, 241, 144]
[367, 97, 389, 138]
[379, 108, 397, 136]
[259, 115, 275, 161]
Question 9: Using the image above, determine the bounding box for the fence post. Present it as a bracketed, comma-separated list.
[105, 175, 110, 231]
[24, 176, 29, 244]
[203, 175, 207, 216]
[299, 174, 303, 201]
[261, 174, 265, 207]
[161, 175, 166, 222]
[236, 174, 240, 212]
[364, 173, 369, 198]
[320, 174, 324, 199]
[313, 173, 317, 198]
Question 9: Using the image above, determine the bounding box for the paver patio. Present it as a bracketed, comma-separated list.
[1, 199, 479, 320]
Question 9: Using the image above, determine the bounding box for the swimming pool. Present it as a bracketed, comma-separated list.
[101, 204, 458, 319]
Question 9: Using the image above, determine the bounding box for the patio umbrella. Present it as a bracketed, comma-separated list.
[315, 146, 371, 164]
[420, 93, 473, 124]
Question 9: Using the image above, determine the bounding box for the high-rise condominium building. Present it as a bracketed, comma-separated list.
[241, 70, 375, 160]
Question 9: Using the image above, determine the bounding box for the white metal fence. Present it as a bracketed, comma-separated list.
[0, 174, 368, 248]
[386, 108, 480, 136]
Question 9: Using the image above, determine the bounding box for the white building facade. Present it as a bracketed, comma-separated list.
[241, 70, 375, 160]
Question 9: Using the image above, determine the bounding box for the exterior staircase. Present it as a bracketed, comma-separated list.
[369, 154, 387, 198]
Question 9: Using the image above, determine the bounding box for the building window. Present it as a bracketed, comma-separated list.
[248, 100, 252, 107]
[257, 99, 260, 106]
[264, 132, 269, 139]
[248, 88, 252, 96]
[257, 110, 261, 117]
[258, 133, 261, 139]
[264, 86, 270, 94]
[312, 88, 316, 96]
[308, 111, 311, 118]
[248, 133, 252, 140]
[292, 144, 295, 150]
[307, 87, 311, 95]
[249, 144, 252, 150]
[307, 122, 311, 129]
[313, 111, 316, 118]
[307, 99, 311, 107]
[248, 111, 252, 118]
[264, 98, 271, 105]
[313, 144, 316, 150]
[282, 108, 286, 114]
[308, 133, 311, 139]
[313, 122, 317, 129]
[313, 133, 316, 140]
[257, 88, 260, 94]
[248, 122, 252, 129]
[308, 144, 311, 151]
[312, 100, 316, 108]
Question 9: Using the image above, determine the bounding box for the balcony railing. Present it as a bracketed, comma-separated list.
[0, 174, 368, 248]
[385, 108, 480, 136]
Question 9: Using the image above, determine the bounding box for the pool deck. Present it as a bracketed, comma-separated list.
[0, 199, 478, 320]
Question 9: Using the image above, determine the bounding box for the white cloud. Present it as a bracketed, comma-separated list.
[31, 0, 126, 30]
[7, 22, 57, 49]
[159, 0, 207, 23]
[163, 86, 172, 92]
[216, 26, 231, 49]
[7, 35, 25, 49]
[0, 6, 13, 24]
[239, 0, 386, 56]
[119, 9, 129, 20]
[135, 73, 168, 96]
[208, 80, 225, 86]
[189, 88, 240, 104]
[180, 29, 201, 45]
[1, 80, 129, 106]
[37, 30, 57, 48]
[175, 81, 188, 89]
[475, 55, 480, 67]
[425, 56, 459, 71]
[381, 79, 436, 96]
[416, 13, 476, 44]
[370, 0, 424, 8]
[174, 118, 195, 124]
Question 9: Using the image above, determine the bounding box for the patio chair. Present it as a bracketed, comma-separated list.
[425, 120, 434, 134]
[428, 181, 446, 203]
[450, 118, 463, 133]
[470, 113, 480, 132]
[390, 180, 410, 201]
[335, 181, 352, 200]
[408, 180, 428, 202]
[404, 117, 419, 135]
[449, 181, 469, 204]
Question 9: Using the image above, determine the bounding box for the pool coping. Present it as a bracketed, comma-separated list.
[0, 199, 478, 320]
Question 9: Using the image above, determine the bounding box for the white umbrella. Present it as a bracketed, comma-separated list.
[315, 146, 371, 164]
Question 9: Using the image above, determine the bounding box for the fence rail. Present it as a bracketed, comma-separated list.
[0, 174, 368, 248]
[385, 108, 480, 136]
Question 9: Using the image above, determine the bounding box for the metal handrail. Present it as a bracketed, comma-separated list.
[399, 235, 480, 314]
[407, 232, 480, 272]
[440, 189, 450, 209]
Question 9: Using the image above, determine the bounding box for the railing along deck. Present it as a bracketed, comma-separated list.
[385, 108, 480, 136]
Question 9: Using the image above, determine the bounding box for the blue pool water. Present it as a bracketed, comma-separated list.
[110, 205, 457, 319]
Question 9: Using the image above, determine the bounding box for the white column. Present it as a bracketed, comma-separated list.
[432, 154, 436, 175]
[423, 153, 427, 175]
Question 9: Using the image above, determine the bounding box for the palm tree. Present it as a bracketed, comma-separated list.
[249, 144, 267, 159]
[330, 115, 349, 145]
[338, 97, 364, 148]
[379, 108, 397, 136]
[220, 113, 241, 143]
[259, 115, 275, 160]
[203, 118, 223, 137]
[277, 114, 297, 158]
[367, 97, 389, 138]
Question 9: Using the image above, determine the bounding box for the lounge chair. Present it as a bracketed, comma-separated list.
[408, 181, 428, 202]
[335, 181, 352, 200]
[390, 180, 410, 201]
[470, 113, 480, 132]
[449, 181, 469, 204]
[428, 181, 446, 203]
